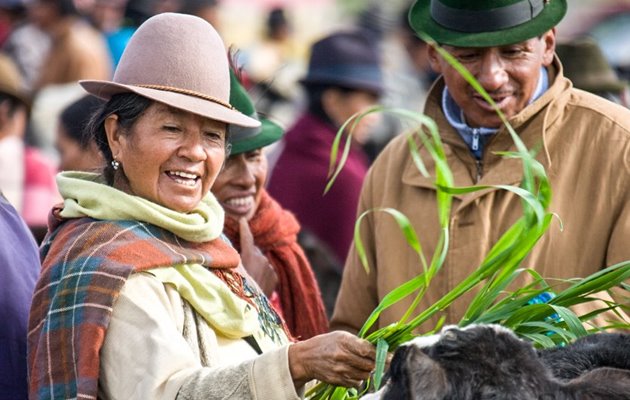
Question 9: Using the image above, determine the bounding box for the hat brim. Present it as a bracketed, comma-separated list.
[80, 80, 260, 128]
[230, 118, 283, 155]
[299, 77, 383, 95]
[409, 0, 567, 48]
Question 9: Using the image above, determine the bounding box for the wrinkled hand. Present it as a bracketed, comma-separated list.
[288, 331, 376, 389]
[239, 218, 278, 296]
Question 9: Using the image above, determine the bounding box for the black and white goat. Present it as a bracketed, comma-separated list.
[363, 324, 630, 400]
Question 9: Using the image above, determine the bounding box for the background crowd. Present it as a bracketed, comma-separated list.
[1, 0, 629, 399]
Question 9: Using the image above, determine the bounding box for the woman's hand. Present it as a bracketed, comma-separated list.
[239, 218, 278, 296]
[288, 331, 376, 389]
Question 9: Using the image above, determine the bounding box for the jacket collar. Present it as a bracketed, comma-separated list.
[402, 57, 568, 205]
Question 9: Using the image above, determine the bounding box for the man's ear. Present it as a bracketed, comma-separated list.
[104, 114, 123, 161]
[542, 28, 557, 67]
[427, 45, 443, 75]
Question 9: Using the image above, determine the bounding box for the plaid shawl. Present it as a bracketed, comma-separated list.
[224, 189, 329, 340]
[27, 210, 240, 400]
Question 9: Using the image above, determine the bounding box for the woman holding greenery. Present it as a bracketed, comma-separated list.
[28, 13, 376, 400]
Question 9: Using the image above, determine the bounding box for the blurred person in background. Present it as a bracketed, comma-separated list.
[27, 0, 113, 160]
[55, 94, 105, 171]
[358, 2, 438, 162]
[0, 0, 50, 93]
[88, 0, 135, 68]
[556, 37, 628, 107]
[0, 52, 57, 243]
[267, 30, 383, 304]
[0, 191, 40, 400]
[181, 0, 220, 28]
[212, 69, 328, 340]
[29, 0, 112, 91]
[241, 6, 305, 128]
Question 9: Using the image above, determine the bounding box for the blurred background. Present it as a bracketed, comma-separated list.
[0, 0, 628, 244]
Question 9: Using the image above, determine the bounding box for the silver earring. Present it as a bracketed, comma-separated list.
[111, 159, 120, 170]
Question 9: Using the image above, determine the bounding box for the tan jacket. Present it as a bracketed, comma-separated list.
[331, 60, 630, 334]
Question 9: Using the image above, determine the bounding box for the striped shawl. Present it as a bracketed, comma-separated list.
[27, 211, 240, 400]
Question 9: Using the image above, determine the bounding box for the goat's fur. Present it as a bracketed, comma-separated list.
[371, 324, 630, 400]
[538, 332, 630, 380]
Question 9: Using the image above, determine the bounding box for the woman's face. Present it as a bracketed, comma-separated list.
[211, 148, 268, 221]
[55, 124, 105, 172]
[325, 89, 380, 144]
[106, 102, 227, 213]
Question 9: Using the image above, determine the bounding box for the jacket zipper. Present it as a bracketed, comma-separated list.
[471, 129, 480, 152]
[476, 159, 483, 183]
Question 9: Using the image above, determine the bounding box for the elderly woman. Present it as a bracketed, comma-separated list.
[27, 13, 375, 400]
[212, 71, 329, 340]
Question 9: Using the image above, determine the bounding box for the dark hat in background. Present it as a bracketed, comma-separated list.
[0, 52, 30, 107]
[556, 38, 627, 93]
[300, 30, 384, 95]
[409, 0, 567, 47]
[267, 7, 287, 31]
[228, 69, 284, 155]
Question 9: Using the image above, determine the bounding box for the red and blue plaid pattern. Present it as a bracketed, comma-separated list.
[27, 214, 240, 400]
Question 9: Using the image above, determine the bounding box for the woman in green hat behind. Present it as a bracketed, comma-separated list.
[212, 70, 329, 340]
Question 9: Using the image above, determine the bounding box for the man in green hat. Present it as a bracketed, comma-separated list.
[332, 0, 630, 334]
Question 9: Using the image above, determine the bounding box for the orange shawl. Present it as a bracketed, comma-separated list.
[224, 189, 329, 340]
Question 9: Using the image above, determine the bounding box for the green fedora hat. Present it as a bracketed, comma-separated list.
[409, 0, 567, 47]
[228, 70, 284, 155]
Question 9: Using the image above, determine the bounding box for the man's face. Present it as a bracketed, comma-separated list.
[428, 30, 556, 128]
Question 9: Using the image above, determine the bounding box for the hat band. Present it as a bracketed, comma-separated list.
[304, 65, 383, 90]
[136, 84, 234, 110]
[430, 0, 545, 34]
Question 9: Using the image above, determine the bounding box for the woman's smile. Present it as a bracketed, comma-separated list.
[221, 194, 256, 217]
[165, 170, 201, 187]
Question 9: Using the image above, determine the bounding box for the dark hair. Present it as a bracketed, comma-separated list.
[0, 92, 25, 116]
[60, 95, 105, 149]
[267, 7, 288, 37]
[181, 0, 217, 16]
[304, 83, 365, 126]
[87, 92, 153, 185]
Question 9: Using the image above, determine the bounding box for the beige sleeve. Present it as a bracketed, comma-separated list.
[99, 273, 301, 400]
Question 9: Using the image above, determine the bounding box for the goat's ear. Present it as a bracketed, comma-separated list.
[383, 345, 412, 400]
[406, 346, 448, 400]
[383, 344, 448, 400]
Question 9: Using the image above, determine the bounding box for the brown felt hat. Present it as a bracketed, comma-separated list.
[80, 12, 259, 128]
